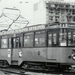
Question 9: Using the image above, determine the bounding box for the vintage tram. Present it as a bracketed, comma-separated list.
[0, 23, 75, 71]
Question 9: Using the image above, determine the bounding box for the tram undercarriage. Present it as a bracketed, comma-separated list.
[21, 61, 71, 72]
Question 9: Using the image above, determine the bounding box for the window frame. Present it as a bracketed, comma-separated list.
[34, 31, 46, 47]
[1, 36, 8, 49]
[67, 29, 75, 47]
[48, 29, 59, 47]
[59, 28, 67, 47]
[8, 36, 23, 49]
[24, 32, 34, 48]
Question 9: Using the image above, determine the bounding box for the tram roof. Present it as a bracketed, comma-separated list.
[0, 24, 75, 35]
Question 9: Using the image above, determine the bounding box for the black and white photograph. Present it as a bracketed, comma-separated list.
[0, 0, 75, 75]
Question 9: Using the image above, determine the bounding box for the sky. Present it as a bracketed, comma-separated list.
[64, 0, 74, 2]
[0, 0, 75, 30]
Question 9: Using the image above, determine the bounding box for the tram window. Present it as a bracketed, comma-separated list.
[73, 32, 75, 42]
[11, 37, 22, 48]
[1, 38, 8, 48]
[8, 38, 11, 48]
[59, 29, 67, 46]
[53, 33, 57, 46]
[19, 37, 22, 47]
[68, 32, 72, 46]
[70, 32, 75, 46]
[35, 31, 46, 47]
[13, 38, 16, 48]
[48, 33, 52, 46]
[48, 32, 58, 47]
[24, 33, 33, 47]
[15, 37, 19, 48]
[67, 31, 75, 46]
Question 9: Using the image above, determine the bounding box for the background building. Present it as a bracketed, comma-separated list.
[33, 0, 75, 25]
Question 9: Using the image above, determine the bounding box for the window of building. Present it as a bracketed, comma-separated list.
[49, 9, 54, 14]
[55, 9, 60, 15]
[72, 5, 74, 8]
[1, 38, 8, 48]
[35, 31, 46, 47]
[59, 4, 64, 7]
[72, 10, 75, 15]
[66, 5, 70, 8]
[24, 32, 33, 47]
[49, 16, 53, 20]
[73, 16, 75, 21]
[67, 16, 71, 22]
[50, 4, 55, 8]
[34, 3, 38, 11]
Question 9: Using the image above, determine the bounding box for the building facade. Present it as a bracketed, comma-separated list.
[33, 0, 75, 25]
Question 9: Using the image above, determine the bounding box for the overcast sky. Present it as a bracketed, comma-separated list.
[0, 0, 75, 30]
[0, 0, 74, 21]
[0, 0, 75, 23]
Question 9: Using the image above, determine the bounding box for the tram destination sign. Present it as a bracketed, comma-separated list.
[0, 24, 46, 35]
[21, 24, 45, 32]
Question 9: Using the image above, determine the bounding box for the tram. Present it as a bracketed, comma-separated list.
[0, 23, 75, 71]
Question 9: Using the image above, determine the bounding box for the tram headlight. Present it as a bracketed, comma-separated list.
[72, 54, 75, 60]
[19, 51, 22, 57]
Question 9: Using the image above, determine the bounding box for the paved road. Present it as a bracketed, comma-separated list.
[0, 71, 18, 75]
[0, 71, 63, 75]
[0, 70, 75, 75]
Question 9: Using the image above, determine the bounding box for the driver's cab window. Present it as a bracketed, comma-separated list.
[59, 29, 67, 46]
[48, 29, 58, 47]
[73, 32, 75, 43]
[68, 32, 72, 46]
[68, 31, 75, 46]
[52, 33, 57, 46]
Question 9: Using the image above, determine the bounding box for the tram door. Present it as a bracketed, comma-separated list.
[10, 36, 22, 65]
[47, 30, 58, 60]
[9, 37, 19, 65]
[8, 38, 13, 65]
[11, 38, 13, 64]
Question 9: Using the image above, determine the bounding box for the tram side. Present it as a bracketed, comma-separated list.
[0, 26, 75, 70]
[20, 28, 75, 70]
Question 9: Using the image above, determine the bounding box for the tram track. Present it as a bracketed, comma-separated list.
[0, 67, 28, 75]
[0, 66, 75, 75]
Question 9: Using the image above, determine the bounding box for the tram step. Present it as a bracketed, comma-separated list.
[11, 61, 18, 65]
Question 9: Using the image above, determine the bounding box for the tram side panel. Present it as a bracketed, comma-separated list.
[11, 49, 19, 65]
[20, 47, 75, 65]
[1, 47, 74, 66]
[0, 49, 11, 65]
[62, 47, 75, 64]
[47, 47, 75, 65]
[47, 47, 63, 63]
[21, 48, 47, 62]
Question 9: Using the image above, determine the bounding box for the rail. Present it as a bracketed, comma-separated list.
[0, 66, 75, 75]
[0, 67, 28, 75]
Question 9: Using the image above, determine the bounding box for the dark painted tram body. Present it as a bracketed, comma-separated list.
[0, 24, 75, 70]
